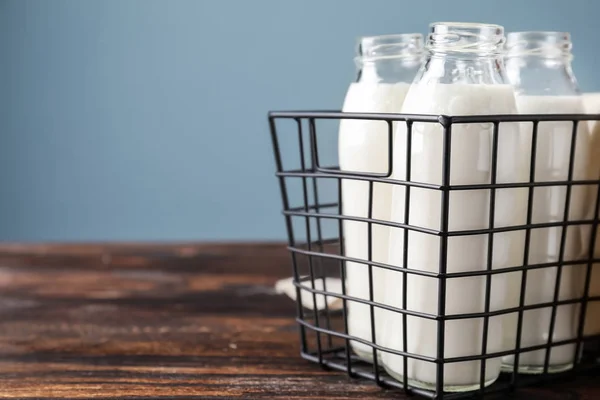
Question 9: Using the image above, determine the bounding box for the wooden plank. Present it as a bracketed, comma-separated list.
[0, 243, 595, 399]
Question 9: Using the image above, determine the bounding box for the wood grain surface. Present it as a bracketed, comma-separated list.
[0, 242, 597, 399]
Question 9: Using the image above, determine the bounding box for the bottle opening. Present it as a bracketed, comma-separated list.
[428, 22, 505, 55]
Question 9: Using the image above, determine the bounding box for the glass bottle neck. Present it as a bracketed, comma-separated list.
[415, 53, 508, 85]
[413, 22, 509, 85]
[504, 31, 578, 95]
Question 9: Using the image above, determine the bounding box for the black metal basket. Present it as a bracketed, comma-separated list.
[268, 110, 600, 399]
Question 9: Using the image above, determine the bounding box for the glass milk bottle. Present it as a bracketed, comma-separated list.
[339, 33, 424, 362]
[582, 93, 600, 338]
[503, 31, 590, 373]
[380, 22, 523, 391]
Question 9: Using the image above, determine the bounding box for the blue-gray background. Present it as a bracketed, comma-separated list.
[1, 0, 598, 241]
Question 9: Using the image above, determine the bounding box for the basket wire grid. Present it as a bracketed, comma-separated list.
[268, 110, 600, 399]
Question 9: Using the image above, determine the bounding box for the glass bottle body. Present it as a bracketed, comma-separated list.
[338, 34, 424, 362]
[380, 22, 523, 391]
[503, 31, 591, 374]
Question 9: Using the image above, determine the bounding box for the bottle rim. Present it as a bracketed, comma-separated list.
[429, 21, 504, 31]
[428, 22, 505, 55]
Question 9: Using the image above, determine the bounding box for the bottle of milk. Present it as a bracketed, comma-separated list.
[380, 22, 523, 391]
[339, 33, 424, 363]
[581, 94, 600, 338]
[503, 31, 591, 374]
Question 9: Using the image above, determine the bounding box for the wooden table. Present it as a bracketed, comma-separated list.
[0, 243, 597, 399]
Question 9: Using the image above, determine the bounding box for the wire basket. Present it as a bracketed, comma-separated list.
[268, 110, 600, 399]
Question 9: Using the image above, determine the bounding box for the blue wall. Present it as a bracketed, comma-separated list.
[1, 0, 599, 241]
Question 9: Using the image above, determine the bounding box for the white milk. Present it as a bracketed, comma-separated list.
[502, 96, 590, 372]
[583, 93, 600, 133]
[582, 93, 600, 338]
[339, 82, 411, 362]
[381, 83, 523, 390]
